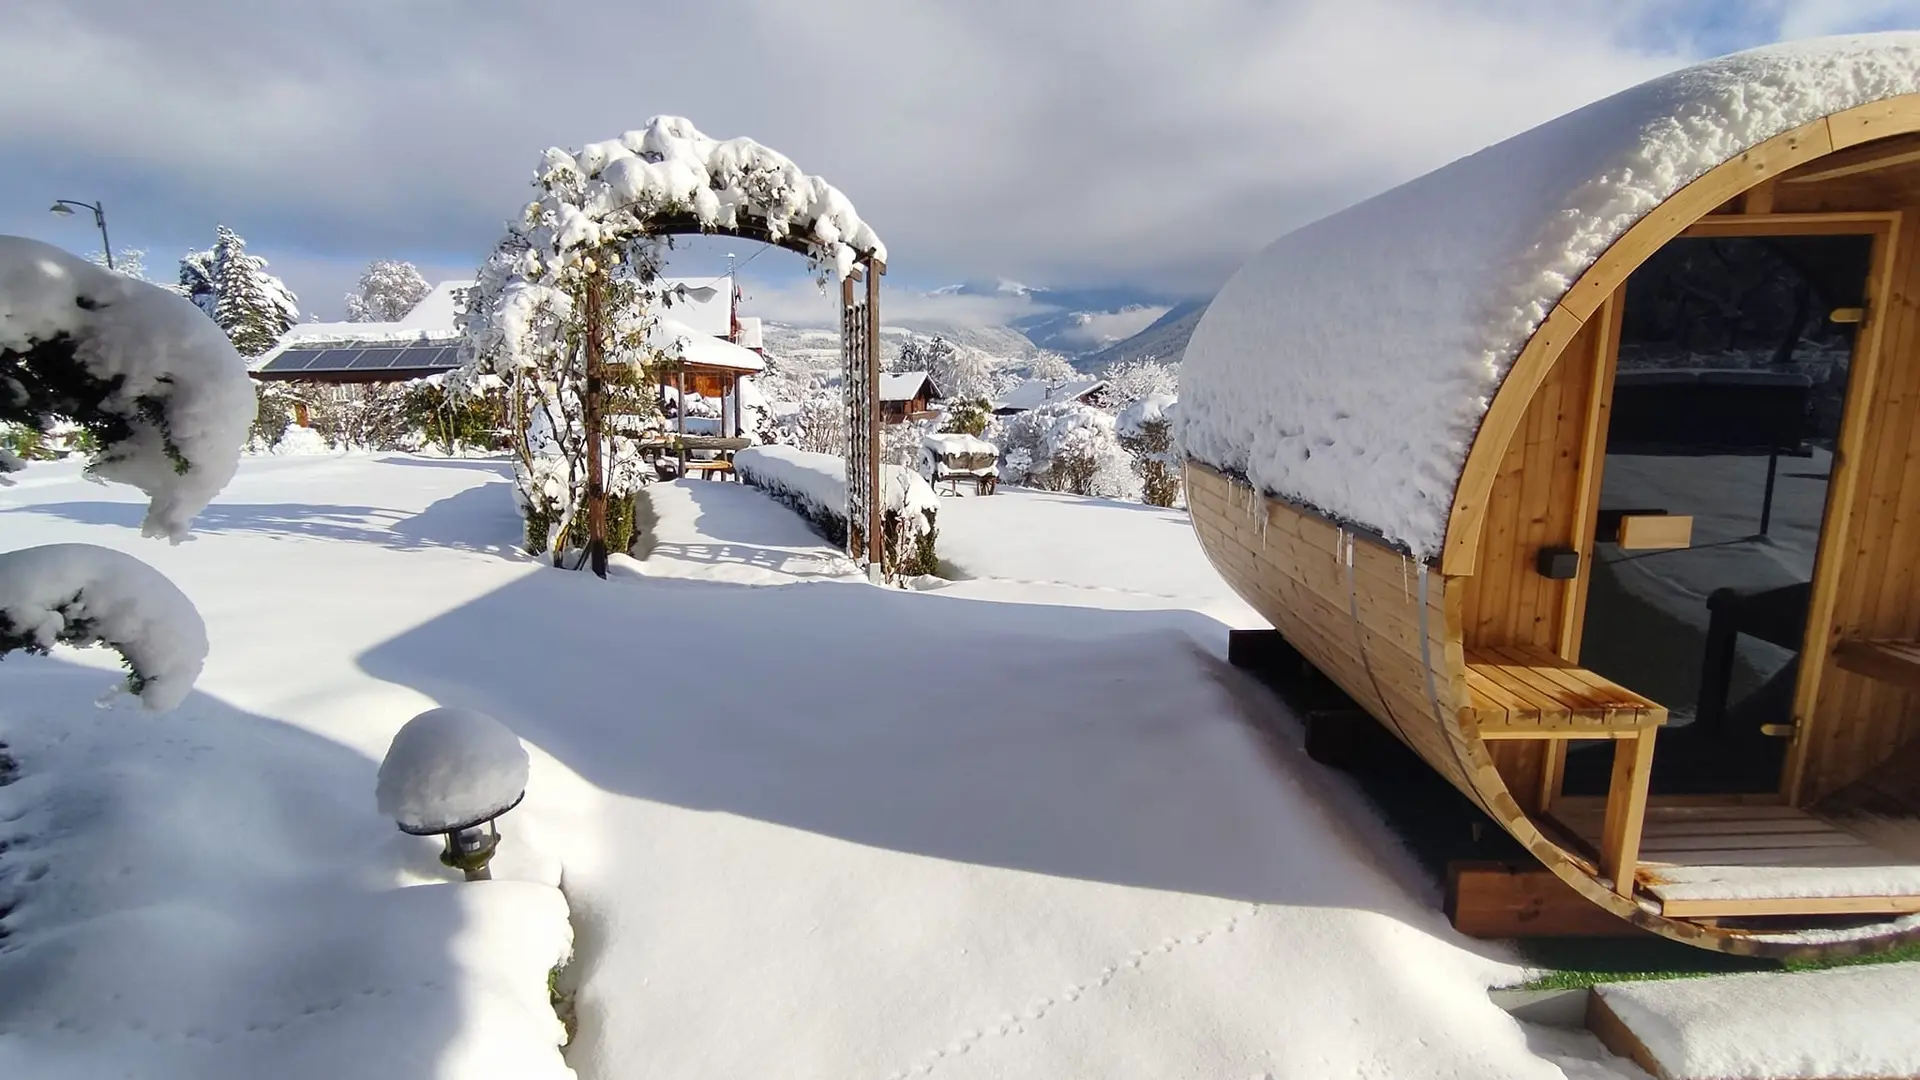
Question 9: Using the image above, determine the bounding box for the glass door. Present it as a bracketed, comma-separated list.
[1567, 231, 1873, 796]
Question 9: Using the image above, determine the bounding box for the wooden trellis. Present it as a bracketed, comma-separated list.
[841, 259, 885, 578]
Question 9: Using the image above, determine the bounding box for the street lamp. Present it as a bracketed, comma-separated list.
[49, 199, 113, 270]
[376, 706, 530, 881]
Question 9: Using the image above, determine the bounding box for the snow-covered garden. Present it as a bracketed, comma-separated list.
[17, 26, 1920, 1080]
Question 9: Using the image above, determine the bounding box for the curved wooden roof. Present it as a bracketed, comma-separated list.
[1181, 34, 1920, 565]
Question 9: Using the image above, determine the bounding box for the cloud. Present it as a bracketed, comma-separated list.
[5, 0, 1914, 314]
[1053, 307, 1174, 347]
[734, 274, 1048, 329]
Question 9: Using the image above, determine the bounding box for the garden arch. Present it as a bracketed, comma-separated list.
[468, 117, 887, 575]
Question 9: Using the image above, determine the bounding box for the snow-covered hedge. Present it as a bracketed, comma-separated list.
[734, 445, 939, 579]
[1118, 394, 1181, 507]
[0, 544, 208, 710]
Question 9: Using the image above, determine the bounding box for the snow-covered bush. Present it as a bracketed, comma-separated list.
[1102, 358, 1179, 408]
[992, 400, 1138, 499]
[0, 544, 208, 710]
[938, 398, 991, 436]
[1117, 393, 1181, 508]
[248, 382, 300, 449]
[734, 445, 938, 579]
[881, 417, 936, 468]
[0, 235, 253, 708]
[1025, 351, 1078, 384]
[347, 259, 432, 323]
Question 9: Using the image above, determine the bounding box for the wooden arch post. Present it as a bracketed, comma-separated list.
[841, 256, 885, 578]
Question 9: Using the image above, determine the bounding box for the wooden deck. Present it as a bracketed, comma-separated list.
[1550, 801, 1920, 918]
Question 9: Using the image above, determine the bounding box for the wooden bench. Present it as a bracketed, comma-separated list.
[679, 459, 735, 480]
[1833, 637, 1920, 692]
[1464, 644, 1669, 897]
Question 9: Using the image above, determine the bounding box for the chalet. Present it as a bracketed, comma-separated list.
[991, 376, 1107, 416]
[879, 371, 942, 423]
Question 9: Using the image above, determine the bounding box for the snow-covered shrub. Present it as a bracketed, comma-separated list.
[1025, 351, 1077, 384]
[0, 235, 253, 708]
[939, 398, 991, 436]
[1102, 358, 1179, 407]
[734, 445, 938, 579]
[881, 417, 935, 468]
[249, 381, 300, 449]
[992, 400, 1138, 499]
[0, 544, 208, 710]
[1118, 394, 1181, 507]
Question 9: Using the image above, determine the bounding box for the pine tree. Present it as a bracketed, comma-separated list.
[178, 248, 217, 316]
[347, 259, 431, 322]
[208, 226, 299, 357]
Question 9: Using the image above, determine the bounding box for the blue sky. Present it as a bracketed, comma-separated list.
[4, 1, 1916, 324]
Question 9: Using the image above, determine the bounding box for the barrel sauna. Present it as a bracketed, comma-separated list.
[1182, 35, 1920, 957]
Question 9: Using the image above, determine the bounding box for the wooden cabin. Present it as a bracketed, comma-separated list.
[1182, 36, 1920, 957]
[880, 371, 942, 423]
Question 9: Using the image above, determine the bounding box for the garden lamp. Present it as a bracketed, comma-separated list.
[376, 706, 530, 881]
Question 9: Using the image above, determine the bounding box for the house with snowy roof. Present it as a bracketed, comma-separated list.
[879, 371, 943, 423]
[251, 280, 471, 384]
[990, 376, 1107, 416]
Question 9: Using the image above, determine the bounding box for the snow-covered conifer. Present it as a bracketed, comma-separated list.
[209, 226, 300, 357]
[177, 247, 217, 316]
[347, 259, 431, 322]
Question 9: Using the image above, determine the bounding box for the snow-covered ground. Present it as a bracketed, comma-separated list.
[931, 485, 1266, 638]
[1, 456, 1645, 1079]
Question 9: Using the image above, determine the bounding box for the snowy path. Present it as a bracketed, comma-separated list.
[0, 456, 1633, 1079]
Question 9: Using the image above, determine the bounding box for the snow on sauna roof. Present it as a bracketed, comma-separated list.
[650, 316, 763, 372]
[1180, 33, 1920, 556]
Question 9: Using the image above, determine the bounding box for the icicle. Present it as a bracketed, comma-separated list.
[1401, 554, 1411, 602]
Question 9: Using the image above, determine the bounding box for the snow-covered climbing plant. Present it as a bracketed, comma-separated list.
[456, 116, 885, 563]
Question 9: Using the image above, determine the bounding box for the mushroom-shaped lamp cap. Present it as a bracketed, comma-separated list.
[376, 707, 530, 835]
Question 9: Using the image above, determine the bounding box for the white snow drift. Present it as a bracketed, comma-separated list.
[1180, 33, 1920, 554]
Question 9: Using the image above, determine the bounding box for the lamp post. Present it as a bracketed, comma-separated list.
[49, 199, 112, 270]
[376, 707, 530, 882]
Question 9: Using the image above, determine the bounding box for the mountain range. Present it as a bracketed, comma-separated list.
[757, 279, 1212, 382]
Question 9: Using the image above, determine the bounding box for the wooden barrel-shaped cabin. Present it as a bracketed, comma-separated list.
[1182, 34, 1920, 957]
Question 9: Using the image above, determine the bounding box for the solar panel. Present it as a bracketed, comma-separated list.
[314, 348, 365, 369]
[261, 348, 327, 371]
[353, 348, 407, 369]
[392, 345, 455, 369]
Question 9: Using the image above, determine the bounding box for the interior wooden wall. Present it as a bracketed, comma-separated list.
[1769, 176, 1920, 804]
[1456, 307, 1618, 810]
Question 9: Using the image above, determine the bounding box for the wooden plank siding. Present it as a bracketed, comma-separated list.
[1458, 306, 1617, 809]
[1185, 464, 1488, 814]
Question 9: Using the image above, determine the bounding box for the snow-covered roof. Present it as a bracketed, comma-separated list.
[394, 280, 474, 330]
[736, 316, 763, 351]
[657, 276, 733, 339]
[650, 316, 764, 372]
[255, 280, 468, 369]
[881, 371, 939, 403]
[1180, 33, 1920, 556]
[992, 377, 1106, 413]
